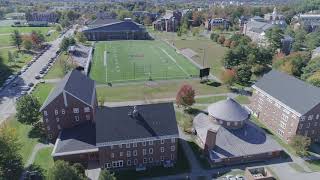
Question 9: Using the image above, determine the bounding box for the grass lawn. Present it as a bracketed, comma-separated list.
[0, 26, 52, 35]
[195, 95, 226, 104]
[90, 40, 199, 83]
[170, 39, 227, 77]
[44, 54, 69, 79]
[32, 83, 54, 104]
[33, 147, 54, 175]
[234, 95, 250, 104]
[5, 118, 40, 165]
[115, 141, 190, 180]
[289, 163, 307, 173]
[0, 35, 12, 47]
[305, 160, 320, 172]
[97, 80, 229, 102]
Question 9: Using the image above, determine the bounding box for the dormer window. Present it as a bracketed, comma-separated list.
[73, 108, 79, 114]
[84, 107, 90, 113]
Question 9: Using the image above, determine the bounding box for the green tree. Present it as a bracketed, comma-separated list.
[47, 161, 86, 180]
[290, 135, 311, 156]
[0, 124, 24, 180]
[16, 95, 41, 125]
[236, 64, 252, 85]
[292, 29, 306, 52]
[99, 169, 117, 180]
[56, 24, 62, 32]
[23, 39, 32, 51]
[11, 30, 22, 51]
[60, 37, 71, 52]
[7, 51, 15, 66]
[76, 32, 87, 43]
[265, 27, 284, 51]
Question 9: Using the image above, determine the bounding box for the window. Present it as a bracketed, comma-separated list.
[143, 158, 147, 164]
[281, 114, 289, 122]
[44, 111, 48, 116]
[127, 151, 131, 157]
[45, 118, 49, 123]
[308, 115, 314, 121]
[280, 121, 286, 129]
[171, 146, 175, 151]
[61, 109, 65, 115]
[112, 160, 123, 168]
[161, 147, 164, 153]
[142, 141, 146, 146]
[148, 141, 153, 146]
[133, 142, 137, 147]
[126, 143, 130, 148]
[283, 109, 290, 114]
[47, 126, 50, 130]
[312, 130, 315, 134]
[56, 117, 60, 122]
[127, 160, 131, 166]
[171, 138, 176, 143]
[160, 156, 164, 161]
[301, 116, 306, 121]
[73, 108, 79, 113]
[234, 121, 238, 126]
[149, 148, 153, 154]
[105, 163, 111, 169]
[133, 150, 137, 156]
[227, 122, 230, 126]
[119, 152, 123, 157]
[55, 109, 58, 115]
[134, 159, 138, 165]
[317, 114, 320, 120]
[149, 157, 153, 163]
[111, 153, 114, 158]
[171, 154, 174, 160]
[277, 129, 284, 137]
[84, 107, 90, 113]
[111, 145, 114, 149]
[161, 139, 165, 144]
[57, 124, 61, 130]
[307, 123, 311, 128]
[86, 114, 91, 120]
[48, 134, 52, 139]
[119, 144, 122, 148]
[75, 116, 79, 121]
[143, 149, 146, 156]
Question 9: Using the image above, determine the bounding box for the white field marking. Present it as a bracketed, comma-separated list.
[159, 48, 189, 76]
[107, 75, 188, 83]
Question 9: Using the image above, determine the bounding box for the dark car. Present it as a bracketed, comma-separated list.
[28, 83, 34, 87]
[41, 67, 47, 71]
[39, 70, 44, 74]
[35, 75, 41, 79]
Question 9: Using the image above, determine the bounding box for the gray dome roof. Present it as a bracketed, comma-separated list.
[208, 98, 250, 122]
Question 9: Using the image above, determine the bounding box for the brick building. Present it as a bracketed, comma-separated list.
[153, 10, 182, 32]
[41, 70, 179, 170]
[204, 18, 230, 31]
[39, 70, 97, 140]
[249, 70, 320, 143]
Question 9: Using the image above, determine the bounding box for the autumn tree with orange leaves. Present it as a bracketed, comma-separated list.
[176, 84, 195, 109]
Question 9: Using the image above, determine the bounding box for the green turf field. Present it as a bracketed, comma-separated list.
[90, 40, 199, 83]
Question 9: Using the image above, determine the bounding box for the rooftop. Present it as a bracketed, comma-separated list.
[253, 70, 320, 115]
[95, 103, 179, 145]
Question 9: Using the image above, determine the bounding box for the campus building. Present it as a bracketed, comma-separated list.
[293, 14, 320, 32]
[153, 10, 182, 32]
[193, 98, 282, 166]
[26, 12, 59, 24]
[41, 70, 179, 170]
[82, 18, 149, 41]
[204, 18, 230, 31]
[249, 70, 320, 143]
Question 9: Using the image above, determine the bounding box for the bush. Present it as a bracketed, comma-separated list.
[223, 39, 231, 48]
[218, 35, 226, 44]
[290, 135, 311, 156]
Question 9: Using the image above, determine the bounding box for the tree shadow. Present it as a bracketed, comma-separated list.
[28, 122, 48, 144]
[184, 107, 207, 116]
[206, 81, 221, 87]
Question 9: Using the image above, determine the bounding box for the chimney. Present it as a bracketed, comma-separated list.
[204, 128, 218, 153]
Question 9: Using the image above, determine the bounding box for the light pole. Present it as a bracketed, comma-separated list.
[198, 48, 206, 67]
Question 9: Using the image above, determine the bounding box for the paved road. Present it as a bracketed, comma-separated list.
[0, 28, 75, 124]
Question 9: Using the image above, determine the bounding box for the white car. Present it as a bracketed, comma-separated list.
[235, 175, 244, 180]
[20, 91, 27, 95]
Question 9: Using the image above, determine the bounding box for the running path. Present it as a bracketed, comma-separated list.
[25, 143, 54, 167]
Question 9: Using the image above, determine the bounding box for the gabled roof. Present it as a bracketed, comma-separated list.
[87, 18, 121, 28]
[40, 69, 95, 111]
[253, 70, 320, 115]
[83, 20, 145, 33]
[95, 103, 179, 145]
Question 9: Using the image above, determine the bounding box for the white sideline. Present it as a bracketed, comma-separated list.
[160, 48, 190, 76]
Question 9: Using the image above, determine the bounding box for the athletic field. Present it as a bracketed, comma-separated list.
[90, 40, 199, 83]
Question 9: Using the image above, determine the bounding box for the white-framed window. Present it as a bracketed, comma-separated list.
[316, 114, 320, 120]
[111, 153, 114, 158]
[126, 143, 130, 148]
[161, 147, 164, 153]
[112, 160, 123, 168]
[127, 151, 131, 157]
[171, 138, 176, 143]
[308, 115, 314, 121]
[127, 160, 131, 166]
[105, 163, 111, 169]
[57, 124, 61, 130]
[133, 142, 137, 147]
[44, 111, 48, 116]
[86, 114, 91, 120]
[61, 109, 65, 115]
[301, 116, 306, 121]
[133, 150, 137, 156]
[56, 117, 60, 122]
[143, 149, 146, 156]
[161, 139, 165, 144]
[84, 107, 90, 113]
[277, 129, 284, 137]
[120, 152, 123, 157]
[171, 146, 175, 151]
[283, 109, 290, 114]
[54, 109, 58, 115]
[149, 148, 153, 154]
[45, 118, 49, 123]
[134, 159, 138, 165]
[149, 157, 153, 163]
[142, 141, 146, 146]
[119, 144, 122, 148]
[282, 114, 289, 122]
[160, 156, 164, 161]
[234, 121, 238, 126]
[143, 158, 147, 164]
[149, 141, 153, 145]
[73, 108, 79, 114]
[75, 116, 79, 121]
[47, 126, 50, 130]
[280, 121, 286, 129]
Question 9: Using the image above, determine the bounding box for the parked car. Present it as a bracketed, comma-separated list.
[11, 82, 18, 87]
[39, 70, 44, 74]
[39, 79, 45, 83]
[28, 83, 34, 87]
[20, 91, 27, 95]
[35, 75, 41, 79]
[21, 86, 30, 91]
[41, 67, 47, 71]
[235, 175, 244, 180]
